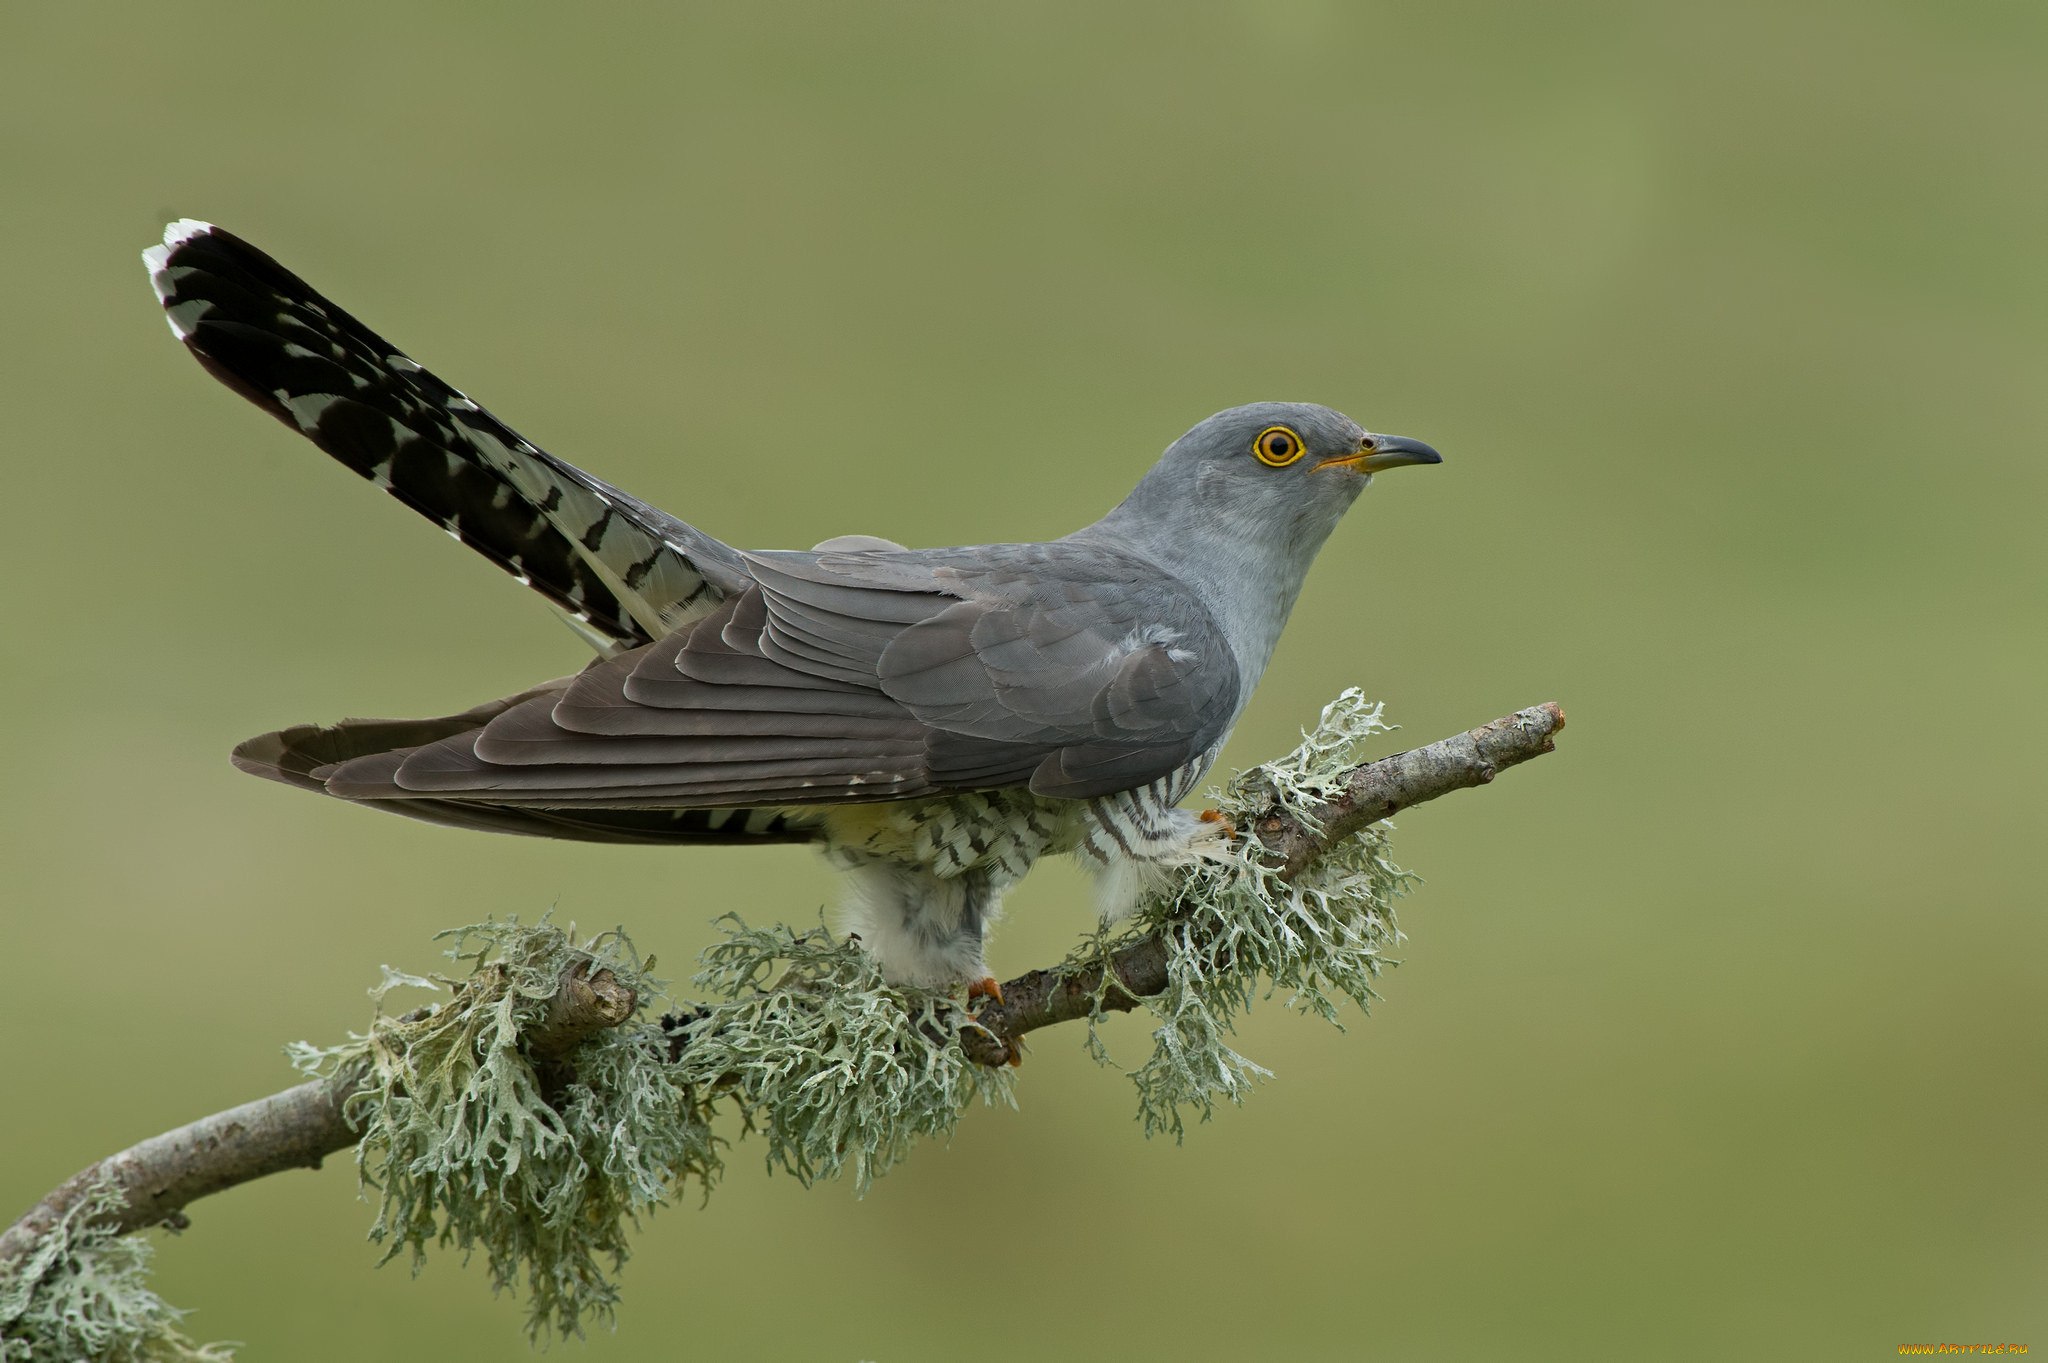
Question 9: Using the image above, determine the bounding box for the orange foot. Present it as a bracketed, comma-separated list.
[1197, 808, 1238, 839]
[966, 979, 1024, 1065]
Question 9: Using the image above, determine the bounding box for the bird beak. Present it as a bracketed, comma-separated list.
[1315, 433, 1444, 475]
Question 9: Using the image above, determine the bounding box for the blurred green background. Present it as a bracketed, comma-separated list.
[3, 1, 2042, 1358]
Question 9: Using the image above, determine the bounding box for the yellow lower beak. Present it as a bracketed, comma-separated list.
[1314, 433, 1444, 474]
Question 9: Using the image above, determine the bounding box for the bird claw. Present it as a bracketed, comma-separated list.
[964, 978, 1025, 1065]
[1196, 808, 1238, 840]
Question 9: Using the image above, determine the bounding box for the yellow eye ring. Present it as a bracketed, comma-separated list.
[1252, 425, 1305, 468]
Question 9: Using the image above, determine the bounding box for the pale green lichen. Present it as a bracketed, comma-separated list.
[1085, 688, 1417, 1139]
[288, 921, 717, 1341]
[673, 918, 1014, 1191]
[288, 915, 1012, 1339]
[0, 1175, 234, 1363]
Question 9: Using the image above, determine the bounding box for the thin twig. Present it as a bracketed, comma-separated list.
[0, 701, 1561, 1266]
[529, 962, 638, 1100]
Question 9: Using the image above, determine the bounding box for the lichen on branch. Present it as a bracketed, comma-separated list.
[1110, 690, 1416, 1137]
[286, 923, 715, 1341]
[0, 1173, 233, 1363]
[285, 916, 1015, 1338]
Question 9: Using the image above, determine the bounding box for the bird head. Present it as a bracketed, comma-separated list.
[1120, 401, 1441, 558]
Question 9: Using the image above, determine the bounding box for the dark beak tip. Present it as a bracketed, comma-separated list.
[1361, 433, 1443, 471]
[1383, 434, 1442, 463]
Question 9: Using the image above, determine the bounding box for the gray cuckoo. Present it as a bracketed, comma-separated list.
[142, 219, 1442, 998]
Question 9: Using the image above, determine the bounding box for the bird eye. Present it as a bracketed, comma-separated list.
[1253, 425, 1304, 468]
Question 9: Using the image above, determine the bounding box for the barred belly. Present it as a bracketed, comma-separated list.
[816, 751, 1220, 988]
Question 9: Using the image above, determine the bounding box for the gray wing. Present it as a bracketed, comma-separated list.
[303, 542, 1241, 810]
[144, 220, 749, 652]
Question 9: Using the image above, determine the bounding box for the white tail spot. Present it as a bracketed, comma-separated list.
[279, 392, 340, 431]
[163, 298, 213, 339]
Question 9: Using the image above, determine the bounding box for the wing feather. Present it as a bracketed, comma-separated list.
[267, 541, 1240, 819]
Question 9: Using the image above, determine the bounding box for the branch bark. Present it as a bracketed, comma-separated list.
[529, 961, 639, 1100]
[1, 702, 1560, 1267]
[0, 1076, 359, 1267]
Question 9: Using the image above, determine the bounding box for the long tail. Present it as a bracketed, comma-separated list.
[142, 220, 750, 653]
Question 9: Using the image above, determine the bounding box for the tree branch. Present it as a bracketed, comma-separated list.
[958, 701, 1566, 1063]
[1, 702, 1561, 1266]
[0, 1075, 358, 1268]
[0, 967, 638, 1270]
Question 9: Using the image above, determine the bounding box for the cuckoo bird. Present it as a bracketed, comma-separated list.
[143, 220, 1441, 995]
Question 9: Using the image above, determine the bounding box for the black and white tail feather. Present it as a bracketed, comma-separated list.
[143, 220, 747, 655]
